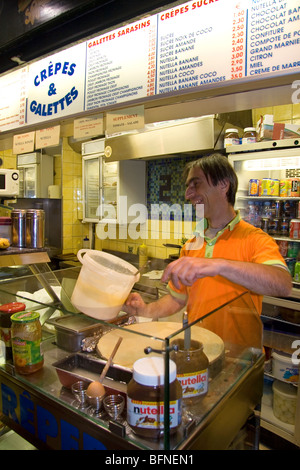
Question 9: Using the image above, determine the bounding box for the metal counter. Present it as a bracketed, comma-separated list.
[0, 336, 264, 450]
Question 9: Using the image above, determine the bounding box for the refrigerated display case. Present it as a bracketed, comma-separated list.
[228, 140, 300, 447]
[82, 139, 146, 224]
[17, 153, 53, 198]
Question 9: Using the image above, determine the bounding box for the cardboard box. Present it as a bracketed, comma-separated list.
[256, 114, 300, 141]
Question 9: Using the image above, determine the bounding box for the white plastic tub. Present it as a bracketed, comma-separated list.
[272, 350, 299, 384]
[272, 380, 297, 425]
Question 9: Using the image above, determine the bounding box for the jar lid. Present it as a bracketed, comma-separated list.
[244, 127, 256, 132]
[132, 357, 177, 386]
[11, 311, 40, 323]
[0, 302, 26, 314]
[225, 128, 239, 133]
[0, 217, 12, 225]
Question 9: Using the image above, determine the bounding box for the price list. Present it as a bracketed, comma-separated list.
[0, 67, 28, 132]
[156, 0, 247, 95]
[246, 0, 300, 77]
[85, 16, 157, 110]
[231, 5, 247, 80]
[147, 22, 157, 96]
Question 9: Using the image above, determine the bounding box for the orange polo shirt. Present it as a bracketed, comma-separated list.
[167, 212, 287, 347]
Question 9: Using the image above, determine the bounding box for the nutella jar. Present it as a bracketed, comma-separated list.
[127, 357, 182, 439]
[224, 128, 240, 147]
[242, 127, 257, 145]
[170, 339, 209, 405]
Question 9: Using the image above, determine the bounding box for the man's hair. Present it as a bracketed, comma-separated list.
[183, 153, 238, 206]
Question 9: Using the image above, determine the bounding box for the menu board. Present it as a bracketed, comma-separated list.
[0, 68, 27, 132]
[156, 0, 300, 94]
[0, 0, 299, 133]
[85, 16, 157, 110]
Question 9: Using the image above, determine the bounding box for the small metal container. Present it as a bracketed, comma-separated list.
[11, 209, 26, 247]
[47, 314, 102, 352]
[26, 209, 45, 248]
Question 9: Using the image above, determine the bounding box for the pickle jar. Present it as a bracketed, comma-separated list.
[170, 338, 209, 404]
[11, 311, 44, 374]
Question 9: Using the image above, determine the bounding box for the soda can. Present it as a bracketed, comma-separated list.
[261, 218, 269, 232]
[283, 200, 296, 218]
[261, 178, 272, 196]
[270, 179, 279, 196]
[286, 258, 296, 277]
[294, 261, 300, 282]
[279, 179, 290, 197]
[297, 201, 300, 219]
[248, 179, 259, 196]
[276, 239, 288, 257]
[289, 178, 300, 197]
[280, 217, 289, 237]
[289, 219, 300, 239]
[272, 200, 282, 218]
[287, 241, 299, 258]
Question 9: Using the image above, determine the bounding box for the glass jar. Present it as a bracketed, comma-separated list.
[0, 302, 26, 361]
[224, 128, 240, 147]
[170, 339, 209, 405]
[127, 357, 182, 439]
[11, 311, 44, 374]
[242, 127, 257, 144]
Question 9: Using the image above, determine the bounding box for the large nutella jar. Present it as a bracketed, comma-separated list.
[127, 357, 182, 439]
[170, 339, 209, 404]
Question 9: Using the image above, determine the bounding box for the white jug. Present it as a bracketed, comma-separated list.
[71, 250, 140, 321]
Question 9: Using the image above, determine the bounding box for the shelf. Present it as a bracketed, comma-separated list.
[0, 248, 50, 267]
[238, 196, 300, 201]
[261, 403, 296, 445]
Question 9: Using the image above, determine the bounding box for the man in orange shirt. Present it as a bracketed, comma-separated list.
[124, 153, 292, 345]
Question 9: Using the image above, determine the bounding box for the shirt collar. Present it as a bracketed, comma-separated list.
[194, 211, 241, 239]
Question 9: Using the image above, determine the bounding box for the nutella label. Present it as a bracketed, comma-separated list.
[178, 369, 208, 398]
[127, 398, 181, 429]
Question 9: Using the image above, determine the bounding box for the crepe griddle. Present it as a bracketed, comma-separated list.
[96, 322, 225, 375]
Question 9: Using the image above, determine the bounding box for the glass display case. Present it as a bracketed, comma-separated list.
[228, 142, 300, 447]
[0, 266, 264, 450]
[81, 138, 146, 224]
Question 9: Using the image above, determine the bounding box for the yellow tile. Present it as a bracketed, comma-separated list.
[63, 149, 74, 163]
[292, 104, 300, 120]
[146, 246, 156, 258]
[62, 187, 74, 200]
[273, 105, 293, 122]
[94, 238, 103, 251]
[73, 224, 84, 237]
[63, 238, 73, 251]
[63, 201, 73, 212]
[63, 212, 73, 225]
[62, 162, 73, 174]
[155, 246, 167, 259]
[116, 241, 126, 252]
[64, 225, 73, 238]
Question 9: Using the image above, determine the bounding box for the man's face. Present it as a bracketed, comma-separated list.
[185, 166, 227, 218]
